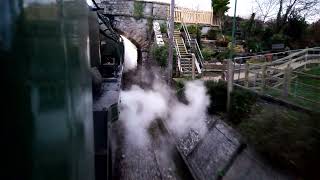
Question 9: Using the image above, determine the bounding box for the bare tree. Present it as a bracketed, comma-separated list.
[254, 0, 279, 22]
[254, 0, 320, 30]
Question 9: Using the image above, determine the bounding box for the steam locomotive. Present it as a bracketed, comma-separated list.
[1, 0, 123, 179]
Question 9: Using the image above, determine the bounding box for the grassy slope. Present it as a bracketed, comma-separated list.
[239, 102, 320, 179]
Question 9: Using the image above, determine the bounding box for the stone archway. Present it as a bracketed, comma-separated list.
[114, 16, 151, 66]
[100, 0, 170, 66]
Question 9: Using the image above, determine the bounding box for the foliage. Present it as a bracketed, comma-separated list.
[230, 89, 257, 124]
[283, 13, 308, 48]
[201, 48, 215, 61]
[271, 33, 285, 44]
[239, 104, 320, 179]
[240, 13, 256, 40]
[285, 14, 307, 40]
[216, 34, 231, 47]
[211, 0, 230, 15]
[205, 81, 228, 114]
[151, 45, 168, 67]
[147, 17, 153, 34]
[205, 81, 257, 122]
[247, 38, 263, 52]
[175, 79, 185, 90]
[207, 28, 218, 40]
[307, 20, 320, 46]
[160, 23, 167, 34]
[187, 25, 202, 36]
[174, 23, 181, 30]
[254, 0, 319, 33]
[151, 45, 177, 68]
[187, 25, 202, 48]
[215, 50, 231, 61]
[133, 1, 144, 19]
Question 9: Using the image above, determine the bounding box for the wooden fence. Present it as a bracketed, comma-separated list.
[171, 7, 221, 26]
[231, 47, 320, 111]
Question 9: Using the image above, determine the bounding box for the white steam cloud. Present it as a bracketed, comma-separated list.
[119, 79, 210, 147]
[121, 35, 138, 72]
[168, 81, 210, 137]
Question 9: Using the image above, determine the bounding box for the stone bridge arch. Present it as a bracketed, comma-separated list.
[100, 0, 169, 65]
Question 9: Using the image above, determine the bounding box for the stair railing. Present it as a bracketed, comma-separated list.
[175, 39, 183, 73]
[181, 22, 191, 49]
[181, 22, 204, 68]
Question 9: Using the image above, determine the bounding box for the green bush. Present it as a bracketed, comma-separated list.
[174, 23, 181, 30]
[207, 29, 218, 40]
[205, 81, 257, 123]
[133, 1, 144, 19]
[187, 25, 202, 38]
[151, 45, 168, 67]
[271, 33, 285, 44]
[247, 38, 263, 52]
[224, 35, 232, 42]
[240, 106, 320, 179]
[160, 23, 167, 34]
[205, 81, 228, 114]
[230, 89, 257, 124]
[151, 45, 177, 68]
[187, 25, 198, 35]
[215, 50, 231, 61]
[201, 48, 214, 61]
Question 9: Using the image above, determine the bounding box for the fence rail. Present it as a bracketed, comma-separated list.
[231, 47, 320, 111]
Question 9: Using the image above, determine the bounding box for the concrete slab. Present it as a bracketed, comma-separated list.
[186, 120, 242, 180]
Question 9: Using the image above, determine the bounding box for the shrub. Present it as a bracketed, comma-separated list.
[201, 48, 214, 61]
[205, 81, 257, 123]
[224, 35, 232, 42]
[207, 29, 218, 40]
[230, 89, 257, 124]
[151, 45, 177, 68]
[174, 23, 181, 30]
[133, 1, 144, 19]
[205, 81, 227, 114]
[215, 50, 231, 61]
[240, 106, 320, 179]
[271, 33, 285, 44]
[160, 23, 167, 34]
[151, 45, 168, 67]
[187, 25, 198, 35]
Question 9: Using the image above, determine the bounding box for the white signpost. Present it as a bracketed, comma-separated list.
[153, 21, 165, 46]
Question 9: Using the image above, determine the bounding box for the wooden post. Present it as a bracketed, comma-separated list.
[304, 53, 308, 70]
[192, 53, 195, 80]
[261, 65, 267, 93]
[253, 73, 257, 88]
[168, 0, 175, 84]
[283, 65, 292, 97]
[227, 60, 234, 113]
[245, 62, 249, 87]
[237, 63, 241, 80]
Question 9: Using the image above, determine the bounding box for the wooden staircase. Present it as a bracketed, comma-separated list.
[174, 30, 195, 75]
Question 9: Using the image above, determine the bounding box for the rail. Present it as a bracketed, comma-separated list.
[231, 47, 320, 111]
[175, 39, 183, 72]
[181, 22, 204, 68]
